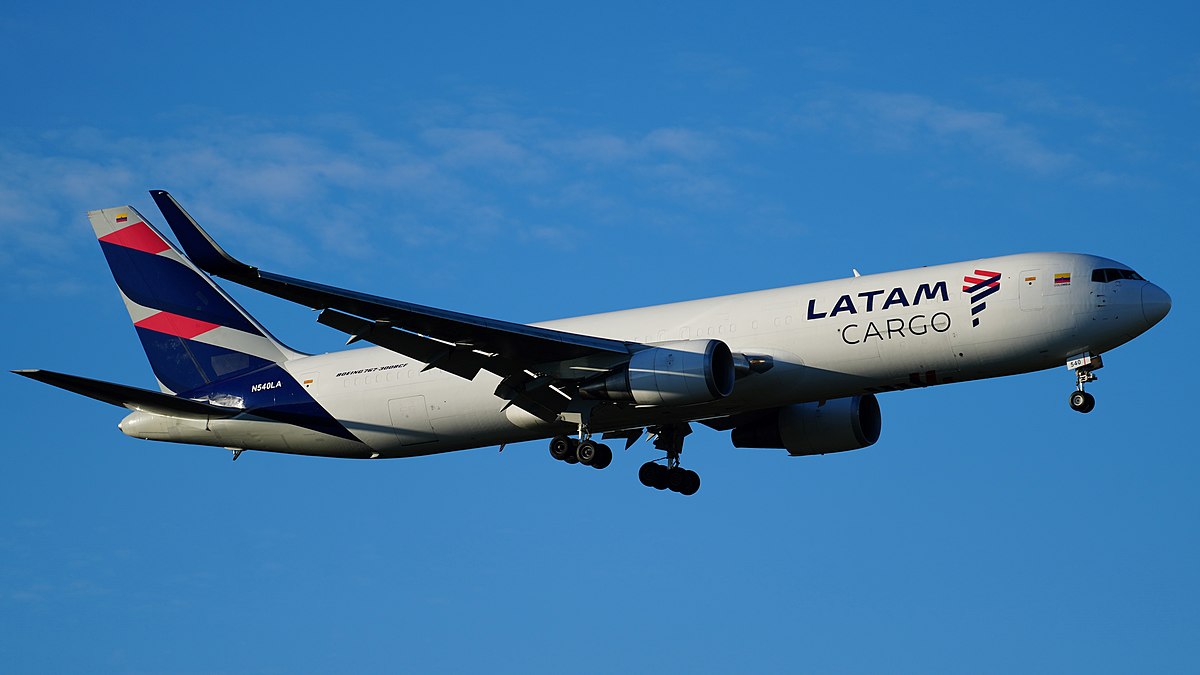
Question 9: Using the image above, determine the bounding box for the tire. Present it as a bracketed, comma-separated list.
[576, 440, 598, 466]
[639, 462, 668, 490]
[591, 444, 613, 470]
[679, 470, 700, 496]
[639, 462, 659, 487]
[1075, 389, 1094, 410]
[1080, 391, 1096, 414]
[666, 467, 687, 492]
[549, 436, 575, 461]
[650, 465, 669, 490]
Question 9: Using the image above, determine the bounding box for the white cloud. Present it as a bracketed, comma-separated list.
[422, 127, 534, 170]
[555, 133, 637, 164]
[2, 85, 1117, 300]
[989, 80, 1129, 130]
[797, 90, 1078, 175]
[643, 128, 720, 161]
[0, 110, 744, 298]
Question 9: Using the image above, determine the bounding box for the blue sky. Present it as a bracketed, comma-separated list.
[2, 2, 1197, 672]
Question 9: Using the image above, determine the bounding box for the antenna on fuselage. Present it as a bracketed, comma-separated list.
[852, 269, 861, 277]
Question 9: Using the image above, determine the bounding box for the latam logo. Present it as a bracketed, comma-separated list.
[963, 269, 1001, 327]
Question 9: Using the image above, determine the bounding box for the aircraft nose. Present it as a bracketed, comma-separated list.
[1142, 283, 1171, 327]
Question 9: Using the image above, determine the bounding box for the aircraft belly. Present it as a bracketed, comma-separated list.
[119, 411, 370, 458]
[208, 419, 369, 457]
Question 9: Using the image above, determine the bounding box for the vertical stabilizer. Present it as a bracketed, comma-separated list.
[89, 206, 302, 394]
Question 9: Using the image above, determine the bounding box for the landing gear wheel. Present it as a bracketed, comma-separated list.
[679, 469, 701, 496]
[1069, 390, 1096, 414]
[638, 462, 656, 487]
[666, 467, 687, 492]
[576, 440, 599, 466]
[591, 444, 613, 470]
[549, 436, 576, 461]
[663, 468, 701, 495]
[639, 462, 668, 489]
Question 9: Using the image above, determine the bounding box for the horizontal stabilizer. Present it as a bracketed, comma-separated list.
[13, 369, 242, 420]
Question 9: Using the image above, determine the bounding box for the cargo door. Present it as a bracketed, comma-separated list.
[1019, 269, 1043, 311]
[389, 395, 438, 446]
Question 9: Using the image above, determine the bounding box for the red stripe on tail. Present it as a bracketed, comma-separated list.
[99, 222, 170, 255]
[134, 312, 220, 339]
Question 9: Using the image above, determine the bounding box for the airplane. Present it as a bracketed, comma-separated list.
[15, 190, 1172, 495]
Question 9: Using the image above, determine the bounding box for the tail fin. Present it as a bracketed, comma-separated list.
[89, 206, 303, 394]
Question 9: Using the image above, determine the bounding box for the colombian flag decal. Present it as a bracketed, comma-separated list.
[115, 213, 128, 223]
[1055, 273, 1071, 286]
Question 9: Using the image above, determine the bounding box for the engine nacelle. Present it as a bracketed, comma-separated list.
[731, 395, 882, 456]
[579, 339, 735, 406]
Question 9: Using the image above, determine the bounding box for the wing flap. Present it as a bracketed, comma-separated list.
[317, 309, 493, 381]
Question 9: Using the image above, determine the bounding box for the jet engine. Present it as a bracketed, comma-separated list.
[731, 395, 882, 455]
[579, 339, 735, 406]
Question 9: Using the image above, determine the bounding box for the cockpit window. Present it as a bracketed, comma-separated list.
[1091, 268, 1144, 283]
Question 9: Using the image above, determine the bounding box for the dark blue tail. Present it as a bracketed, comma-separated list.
[89, 206, 300, 394]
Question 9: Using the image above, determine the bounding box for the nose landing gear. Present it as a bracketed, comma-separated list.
[1066, 353, 1102, 414]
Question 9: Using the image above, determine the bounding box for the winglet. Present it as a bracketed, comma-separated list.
[148, 190, 257, 280]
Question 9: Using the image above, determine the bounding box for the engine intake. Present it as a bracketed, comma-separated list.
[731, 395, 882, 455]
[580, 339, 735, 406]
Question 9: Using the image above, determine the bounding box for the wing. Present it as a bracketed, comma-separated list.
[149, 190, 635, 420]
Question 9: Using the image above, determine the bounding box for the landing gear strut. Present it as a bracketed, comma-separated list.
[638, 423, 701, 496]
[1066, 353, 1102, 414]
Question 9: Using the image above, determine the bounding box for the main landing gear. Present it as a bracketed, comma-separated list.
[1067, 353, 1102, 414]
[548, 435, 613, 470]
[638, 423, 701, 496]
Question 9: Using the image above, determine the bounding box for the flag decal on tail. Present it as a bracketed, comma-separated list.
[963, 269, 1002, 328]
[115, 213, 128, 223]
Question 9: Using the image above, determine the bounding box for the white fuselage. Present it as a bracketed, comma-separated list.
[118, 252, 1166, 458]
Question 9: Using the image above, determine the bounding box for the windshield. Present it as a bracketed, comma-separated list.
[1091, 268, 1144, 283]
